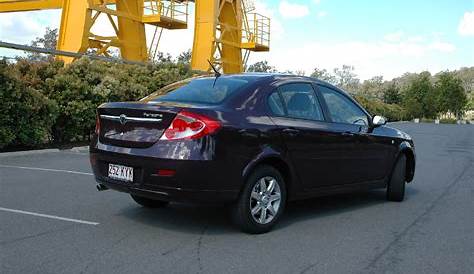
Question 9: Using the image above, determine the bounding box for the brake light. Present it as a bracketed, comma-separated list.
[160, 111, 221, 140]
[95, 115, 101, 135]
[156, 169, 176, 177]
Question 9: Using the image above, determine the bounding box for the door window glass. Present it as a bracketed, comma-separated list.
[268, 92, 285, 116]
[319, 86, 368, 125]
[278, 83, 324, 121]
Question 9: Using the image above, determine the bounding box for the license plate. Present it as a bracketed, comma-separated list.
[108, 164, 134, 182]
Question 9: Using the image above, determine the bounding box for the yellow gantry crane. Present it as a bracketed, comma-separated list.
[0, 0, 270, 73]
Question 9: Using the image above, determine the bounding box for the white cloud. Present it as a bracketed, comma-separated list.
[250, 33, 458, 80]
[0, 11, 60, 44]
[255, 1, 284, 40]
[279, 1, 310, 19]
[313, 0, 321, 4]
[458, 11, 474, 36]
[429, 42, 456, 52]
[317, 11, 328, 18]
[384, 31, 404, 42]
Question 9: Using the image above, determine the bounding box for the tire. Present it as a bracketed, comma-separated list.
[130, 194, 169, 208]
[232, 165, 287, 234]
[387, 154, 406, 202]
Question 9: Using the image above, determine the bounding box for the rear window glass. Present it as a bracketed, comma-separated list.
[143, 76, 254, 105]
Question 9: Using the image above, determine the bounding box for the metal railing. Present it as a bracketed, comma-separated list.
[143, 0, 188, 23]
[242, 13, 270, 48]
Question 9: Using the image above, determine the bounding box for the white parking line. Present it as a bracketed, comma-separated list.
[0, 207, 99, 225]
[0, 164, 93, 176]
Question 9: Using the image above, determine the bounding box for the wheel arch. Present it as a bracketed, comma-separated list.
[397, 141, 416, 182]
[242, 154, 296, 200]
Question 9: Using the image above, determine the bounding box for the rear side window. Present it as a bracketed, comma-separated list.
[143, 76, 253, 105]
[318, 85, 368, 125]
[268, 92, 285, 116]
[277, 83, 324, 121]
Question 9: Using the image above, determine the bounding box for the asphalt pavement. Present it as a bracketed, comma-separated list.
[0, 123, 473, 274]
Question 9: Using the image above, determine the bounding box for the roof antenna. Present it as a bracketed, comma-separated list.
[207, 60, 221, 87]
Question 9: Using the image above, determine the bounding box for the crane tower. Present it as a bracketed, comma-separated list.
[0, 0, 270, 73]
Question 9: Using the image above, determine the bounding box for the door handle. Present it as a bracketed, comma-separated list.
[282, 128, 300, 136]
[238, 129, 260, 138]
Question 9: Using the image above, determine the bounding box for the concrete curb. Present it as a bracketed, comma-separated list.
[0, 149, 61, 158]
[70, 146, 89, 153]
[0, 146, 89, 157]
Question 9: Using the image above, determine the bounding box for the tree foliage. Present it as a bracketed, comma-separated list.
[435, 72, 467, 118]
[0, 56, 194, 149]
[27, 27, 58, 62]
[247, 60, 276, 73]
[382, 82, 401, 104]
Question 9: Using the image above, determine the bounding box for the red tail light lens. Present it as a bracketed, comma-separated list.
[161, 111, 221, 140]
[95, 115, 101, 135]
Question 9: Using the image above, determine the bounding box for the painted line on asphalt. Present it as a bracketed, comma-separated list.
[0, 207, 99, 226]
[0, 164, 93, 176]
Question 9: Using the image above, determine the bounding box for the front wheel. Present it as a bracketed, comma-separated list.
[130, 194, 169, 208]
[387, 154, 406, 202]
[232, 165, 287, 234]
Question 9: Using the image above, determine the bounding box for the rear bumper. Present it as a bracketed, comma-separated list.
[89, 144, 241, 204]
[96, 177, 238, 204]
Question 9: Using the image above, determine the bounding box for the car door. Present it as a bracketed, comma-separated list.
[267, 82, 355, 189]
[317, 85, 389, 183]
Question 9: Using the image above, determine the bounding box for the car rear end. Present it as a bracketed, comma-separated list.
[90, 76, 260, 204]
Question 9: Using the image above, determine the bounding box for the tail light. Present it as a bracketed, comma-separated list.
[95, 115, 101, 135]
[160, 111, 221, 140]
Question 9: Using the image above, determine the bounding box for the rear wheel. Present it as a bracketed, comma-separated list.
[232, 165, 287, 234]
[130, 194, 169, 208]
[387, 154, 406, 202]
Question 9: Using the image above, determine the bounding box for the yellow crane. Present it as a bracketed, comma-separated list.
[0, 0, 270, 73]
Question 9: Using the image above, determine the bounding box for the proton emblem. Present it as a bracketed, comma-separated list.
[119, 114, 127, 125]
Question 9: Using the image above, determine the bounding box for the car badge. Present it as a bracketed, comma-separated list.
[119, 114, 127, 125]
[143, 112, 162, 118]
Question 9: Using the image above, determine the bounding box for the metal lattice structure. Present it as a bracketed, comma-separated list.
[0, 0, 270, 73]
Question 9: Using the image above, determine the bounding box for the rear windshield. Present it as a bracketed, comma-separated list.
[143, 76, 256, 105]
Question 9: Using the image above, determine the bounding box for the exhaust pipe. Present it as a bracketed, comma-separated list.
[96, 184, 108, 191]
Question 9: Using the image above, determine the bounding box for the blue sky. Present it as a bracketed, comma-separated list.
[0, 0, 473, 80]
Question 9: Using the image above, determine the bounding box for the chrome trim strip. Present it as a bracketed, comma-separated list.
[100, 115, 162, 123]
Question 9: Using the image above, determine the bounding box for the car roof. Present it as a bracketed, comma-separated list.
[188, 73, 347, 96]
[222, 72, 342, 91]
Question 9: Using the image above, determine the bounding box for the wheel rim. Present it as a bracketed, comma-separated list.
[249, 176, 282, 225]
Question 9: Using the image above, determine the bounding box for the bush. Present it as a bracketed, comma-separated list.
[0, 59, 58, 149]
[0, 57, 195, 149]
[354, 95, 410, 122]
[439, 118, 457, 124]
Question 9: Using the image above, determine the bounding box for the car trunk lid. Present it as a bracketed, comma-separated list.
[97, 102, 180, 148]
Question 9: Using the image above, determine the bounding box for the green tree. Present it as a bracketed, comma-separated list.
[333, 65, 360, 92]
[26, 27, 58, 62]
[247, 60, 276, 73]
[360, 76, 384, 99]
[402, 71, 437, 119]
[177, 49, 192, 64]
[383, 82, 401, 104]
[435, 72, 467, 119]
[310, 68, 337, 84]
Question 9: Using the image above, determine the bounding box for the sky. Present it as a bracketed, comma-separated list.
[0, 0, 473, 80]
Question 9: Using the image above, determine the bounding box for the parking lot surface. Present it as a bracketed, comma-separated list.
[1, 123, 473, 274]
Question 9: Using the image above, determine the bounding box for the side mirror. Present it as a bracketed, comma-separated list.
[372, 115, 387, 127]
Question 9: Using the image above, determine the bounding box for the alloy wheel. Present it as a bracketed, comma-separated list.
[249, 176, 282, 224]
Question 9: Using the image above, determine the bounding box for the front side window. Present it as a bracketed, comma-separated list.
[277, 83, 324, 121]
[318, 85, 368, 125]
